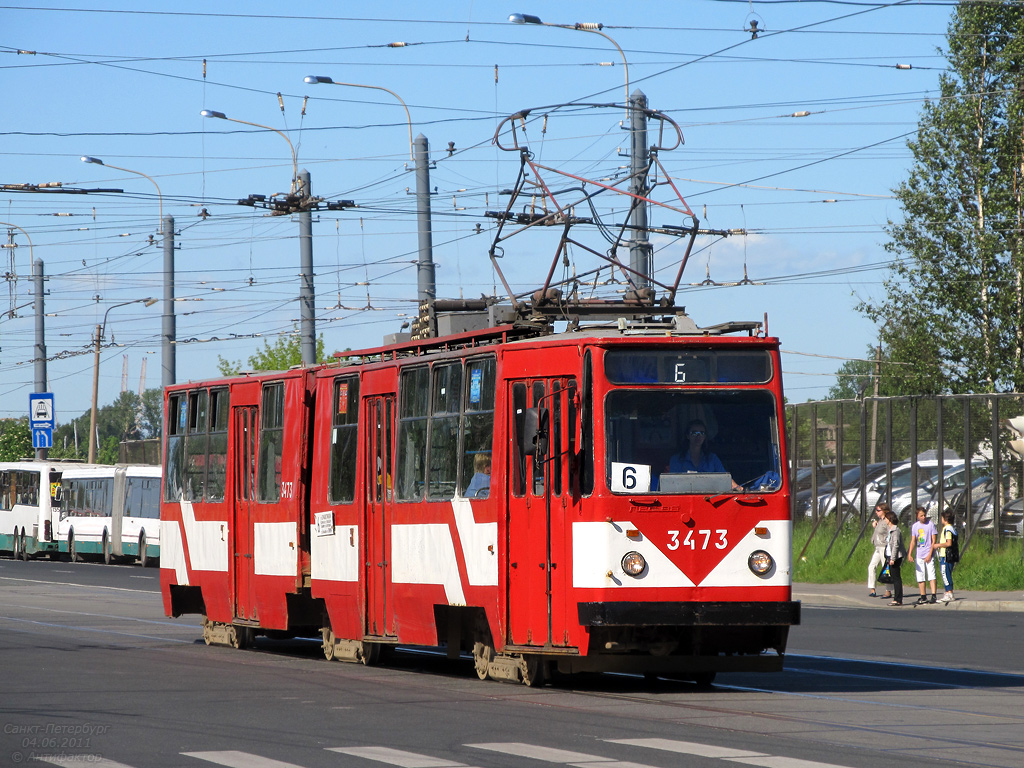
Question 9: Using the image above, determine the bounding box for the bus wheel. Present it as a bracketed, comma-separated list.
[68, 530, 78, 563]
[12, 529, 21, 560]
[138, 531, 149, 568]
[19, 529, 29, 561]
[102, 531, 112, 565]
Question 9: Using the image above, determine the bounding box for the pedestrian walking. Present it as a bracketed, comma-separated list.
[868, 503, 892, 599]
[908, 506, 939, 604]
[883, 508, 906, 606]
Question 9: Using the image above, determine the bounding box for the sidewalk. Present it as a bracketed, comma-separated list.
[794, 581, 1024, 612]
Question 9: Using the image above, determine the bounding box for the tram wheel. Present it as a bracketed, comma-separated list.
[360, 642, 381, 666]
[520, 655, 548, 687]
[322, 627, 336, 661]
[102, 531, 112, 565]
[473, 642, 494, 681]
[693, 671, 717, 688]
[138, 531, 149, 568]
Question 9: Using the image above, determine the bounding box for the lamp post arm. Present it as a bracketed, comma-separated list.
[315, 79, 414, 162]
[0, 221, 34, 273]
[219, 116, 298, 191]
[90, 162, 163, 234]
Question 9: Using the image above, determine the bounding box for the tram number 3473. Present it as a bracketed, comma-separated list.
[667, 529, 728, 551]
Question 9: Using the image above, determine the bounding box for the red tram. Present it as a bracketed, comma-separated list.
[160, 315, 799, 685]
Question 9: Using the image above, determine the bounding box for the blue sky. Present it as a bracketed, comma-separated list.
[1, 1, 958, 426]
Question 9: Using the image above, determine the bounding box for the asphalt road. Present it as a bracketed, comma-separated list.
[1, 557, 1023, 768]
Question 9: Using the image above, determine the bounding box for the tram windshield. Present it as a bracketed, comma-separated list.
[604, 389, 781, 494]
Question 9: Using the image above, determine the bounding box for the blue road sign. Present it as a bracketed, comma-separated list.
[30, 392, 55, 429]
[33, 427, 53, 450]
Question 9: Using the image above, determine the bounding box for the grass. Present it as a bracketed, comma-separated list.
[793, 519, 1024, 591]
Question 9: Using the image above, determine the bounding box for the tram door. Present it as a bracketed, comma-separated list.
[364, 394, 396, 637]
[507, 377, 576, 647]
[233, 405, 259, 621]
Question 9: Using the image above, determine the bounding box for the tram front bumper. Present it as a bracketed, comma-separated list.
[578, 600, 801, 627]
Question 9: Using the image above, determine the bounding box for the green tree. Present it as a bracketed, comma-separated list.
[49, 388, 164, 464]
[0, 419, 32, 461]
[862, 3, 1024, 394]
[217, 331, 331, 375]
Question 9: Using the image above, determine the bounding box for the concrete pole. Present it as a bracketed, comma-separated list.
[628, 89, 651, 289]
[33, 259, 47, 460]
[415, 134, 436, 306]
[162, 215, 176, 387]
[88, 324, 102, 464]
[298, 169, 316, 365]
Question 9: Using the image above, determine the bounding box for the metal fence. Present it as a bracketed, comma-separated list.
[786, 393, 1024, 557]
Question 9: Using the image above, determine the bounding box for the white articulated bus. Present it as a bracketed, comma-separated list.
[58, 464, 161, 566]
[0, 460, 75, 559]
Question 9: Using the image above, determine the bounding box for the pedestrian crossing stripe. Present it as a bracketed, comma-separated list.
[328, 746, 474, 768]
[182, 751, 306, 768]
[34, 759, 138, 768]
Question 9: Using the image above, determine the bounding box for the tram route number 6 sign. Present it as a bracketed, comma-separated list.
[611, 462, 651, 493]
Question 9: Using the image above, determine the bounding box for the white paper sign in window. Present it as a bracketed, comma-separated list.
[611, 462, 651, 493]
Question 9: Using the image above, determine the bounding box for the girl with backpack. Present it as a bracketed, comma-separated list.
[936, 509, 959, 603]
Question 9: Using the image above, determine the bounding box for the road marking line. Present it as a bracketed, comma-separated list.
[467, 743, 615, 763]
[607, 738, 766, 759]
[327, 746, 469, 767]
[35, 758, 137, 768]
[725, 757, 850, 768]
[182, 751, 306, 768]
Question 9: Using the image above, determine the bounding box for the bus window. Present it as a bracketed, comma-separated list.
[329, 376, 360, 504]
[428, 363, 461, 500]
[396, 367, 429, 501]
[258, 382, 285, 502]
[461, 357, 496, 499]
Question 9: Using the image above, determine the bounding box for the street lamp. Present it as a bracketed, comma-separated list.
[304, 75, 435, 307]
[508, 13, 629, 117]
[200, 110, 299, 193]
[303, 76, 415, 162]
[81, 157, 163, 233]
[88, 297, 158, 463]
[80, 156, 176, 388]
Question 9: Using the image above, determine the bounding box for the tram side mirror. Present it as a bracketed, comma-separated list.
[522, 407, 549, 459]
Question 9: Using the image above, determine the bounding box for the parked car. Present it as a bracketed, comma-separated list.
[813, 463, 887, 519]
[946, 475, 1022, 536]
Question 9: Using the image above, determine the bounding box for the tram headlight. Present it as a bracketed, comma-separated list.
[747, 550, 774, 577]
[621, 551, 647, 577]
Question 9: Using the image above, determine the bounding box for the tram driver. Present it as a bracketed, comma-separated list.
[667, 419, 742, 491]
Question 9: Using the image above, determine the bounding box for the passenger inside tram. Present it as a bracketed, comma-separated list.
[464, 453, 491, 498]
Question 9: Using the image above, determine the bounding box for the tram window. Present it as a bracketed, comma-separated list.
[531, 382, 547, 495]
[511, 383, 528, 497]
[604, 389, 780, 494]
[329, 376, 360, 504]
[184, 390, 209, 501]
[604, 350, 771, 385]
[258, 382, 285, 503]
[164, 392, 186, 501]
[461, 357, 496, 499]
[551, 381, 563, 496]
[397, 367, 429, 501]
[566, 379, 578, 495]
[581, 352, 594, 495]
[427, 363, 461, 500]
[206, 388, 229, 502]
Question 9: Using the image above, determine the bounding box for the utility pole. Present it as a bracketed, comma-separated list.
[298, 170, 316, 366]
[628, 89, 651, 292]
[415, 135, 436, 306]
[162, 214, 175, 387]
[33, 259, 47, 460]
[870, 344, 881, 463]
